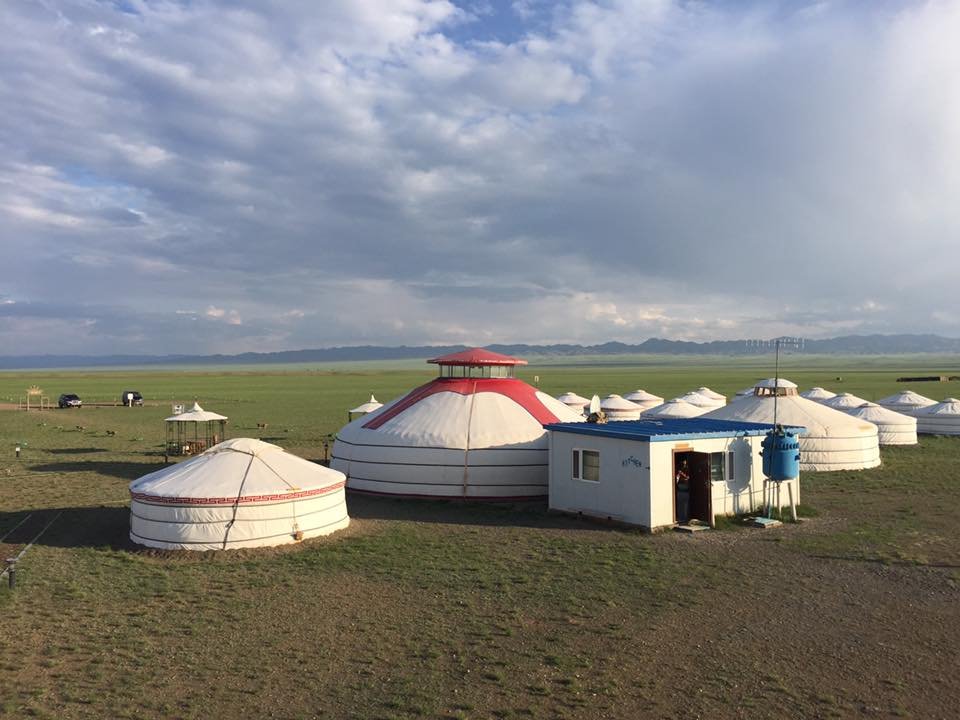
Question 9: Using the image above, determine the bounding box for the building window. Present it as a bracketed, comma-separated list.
[727, 451, 735, 481]
[710, 452, 726, 482]
[573, 449, 600, 482]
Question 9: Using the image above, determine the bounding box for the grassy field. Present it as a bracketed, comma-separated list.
[1, 357, 959, 719]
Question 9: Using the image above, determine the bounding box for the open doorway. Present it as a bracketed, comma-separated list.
[674, 451, 712, 524]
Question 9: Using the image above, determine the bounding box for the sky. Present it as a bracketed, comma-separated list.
[2, 0, 959, 355]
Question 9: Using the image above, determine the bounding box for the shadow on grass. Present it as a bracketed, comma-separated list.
[45, 447, 109, 455]
[27, 460, 165, 480]
[345, 491, 627, 532]
[0, 506, 133, 551]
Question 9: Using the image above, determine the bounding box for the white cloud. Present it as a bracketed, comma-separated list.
[1, 0, 959, 355]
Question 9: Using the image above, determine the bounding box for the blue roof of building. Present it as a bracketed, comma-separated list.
[545, 418, 806, 443]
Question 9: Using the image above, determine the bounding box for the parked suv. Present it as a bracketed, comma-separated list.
[58, 393, 82, 408]
[121, 390, 144, 406]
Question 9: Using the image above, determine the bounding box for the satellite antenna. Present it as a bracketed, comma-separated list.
[589, 395, 600, 415]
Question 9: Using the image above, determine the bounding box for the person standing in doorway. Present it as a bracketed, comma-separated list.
[676, 459, 691, 523]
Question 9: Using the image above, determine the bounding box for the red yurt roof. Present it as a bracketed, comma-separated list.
[428, 348, 528, 366]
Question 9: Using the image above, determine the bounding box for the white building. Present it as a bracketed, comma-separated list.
[547, 418, 802, 531]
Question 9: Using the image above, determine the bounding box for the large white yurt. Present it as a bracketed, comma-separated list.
[822, 392, 870, 413]
[678, 391, 722, 410]
[915, 398, 960, 436]
[694, 387, 727, 407]
[642, 398, 708, 419]
[129, 438, 349, 551]
[600, 394, 643, 421]
[623, 389, 663, 411]
[557, 391, 590, 414]
[701, 378, 881, 471]
[801, 387, 837, 402]
[849, 403, 918, 445]
[331, 349, 584, 499]
[878, 390, 937, 416]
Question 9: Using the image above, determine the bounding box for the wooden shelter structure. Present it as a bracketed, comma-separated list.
[165, 402, 228, 459]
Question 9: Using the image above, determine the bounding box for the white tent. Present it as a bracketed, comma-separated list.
[350, 395, 383, 415]
[694, 387, 727, 407]
[701, 379, 880, 471]
[878, 390, 937, 416]
[822, 392, 870, 413]
[801, 387, 837, 401]
[129, 438, 349, 551]
[332, 349, 585, 499]
[641, 398, 708, 419]
[557, 391, 591, 413]
[600, 394, 643, 420]
[915, 398, 960, 436]
[678, 391, 722, 409]
[849, 403, 917, 445]
[623, 389, 663, 410]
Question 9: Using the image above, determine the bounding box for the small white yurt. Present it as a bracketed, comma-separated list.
[849, 403, 918, 445]
[623, 389, 664, 411]
[701, 378, 881, 471]
[642, 398, 708, 419]
[678, 391, 722, 410]
[350, 395, 383, 417]
[332, 349, 584, 499]
[801, 387, 837, 401]
[822, 392, 870, 413]
[694, 387, 727, 407]
[915, 398, 960, 436]
[557, 391, 591, 414]
[878, 390, 937, 416]
[600, 394, 643, 421]
[129, 438, 349, 551]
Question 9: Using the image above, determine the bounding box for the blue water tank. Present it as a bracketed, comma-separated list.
[761, 428, 801, 481]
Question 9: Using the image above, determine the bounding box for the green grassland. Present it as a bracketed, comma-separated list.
[1, 357, 959, 719]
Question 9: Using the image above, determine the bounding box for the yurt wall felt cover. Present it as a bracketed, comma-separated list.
[130, 438, 349, 550]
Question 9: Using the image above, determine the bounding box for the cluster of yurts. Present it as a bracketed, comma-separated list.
[126, 349, 960, 552]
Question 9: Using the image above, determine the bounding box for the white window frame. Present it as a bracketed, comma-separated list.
[573, 448, 600, 482]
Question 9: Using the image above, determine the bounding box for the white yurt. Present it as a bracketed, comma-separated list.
[331, 349, 584, 499]
[801, 387, 837, 401]
[623, 389, 664, 411]
[349, 395, 383, 418]
[641, 398, 708, 419]
[600, 394, 643, 421]
[694, 387, 727, 407]
[129, 438, 349, 551]
[915, 398, 960, 436]
[701, 378, 881, 471]
[822, 392, 870, 413]
[557, 391, 590, 414]
[849, 403, 918, 445]
[678, 391, 722, 409]
[878, 390, 937, 416]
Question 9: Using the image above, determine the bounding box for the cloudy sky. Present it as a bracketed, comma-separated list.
[2, 0, 959, 355]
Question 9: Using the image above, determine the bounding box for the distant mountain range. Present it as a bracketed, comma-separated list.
[2, 334, 959, 370]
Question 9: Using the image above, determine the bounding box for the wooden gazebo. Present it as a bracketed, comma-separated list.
[165, 402, 228, 459]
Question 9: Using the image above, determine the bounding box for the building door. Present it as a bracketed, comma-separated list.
[674, 451, 712, 524]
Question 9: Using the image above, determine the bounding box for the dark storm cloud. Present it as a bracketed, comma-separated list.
[1, 0, 958, 354]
